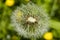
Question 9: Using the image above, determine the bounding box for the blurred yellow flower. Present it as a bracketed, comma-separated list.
[43, 32, 53, 40]
[5, 0, 15, 6]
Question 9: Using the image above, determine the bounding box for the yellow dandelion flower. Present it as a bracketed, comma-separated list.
[5, 0, 15, 6]
[43, 32, 53, 40]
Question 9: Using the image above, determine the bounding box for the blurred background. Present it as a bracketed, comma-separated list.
[0, 0, 60, 40]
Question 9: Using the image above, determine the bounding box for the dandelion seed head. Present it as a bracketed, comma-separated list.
[11, 2, 50, 38]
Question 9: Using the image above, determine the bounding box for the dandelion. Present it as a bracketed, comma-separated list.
[11, 2, 50, 40]
[43, 32, 53, 40]
[5, 0, 15, 7]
